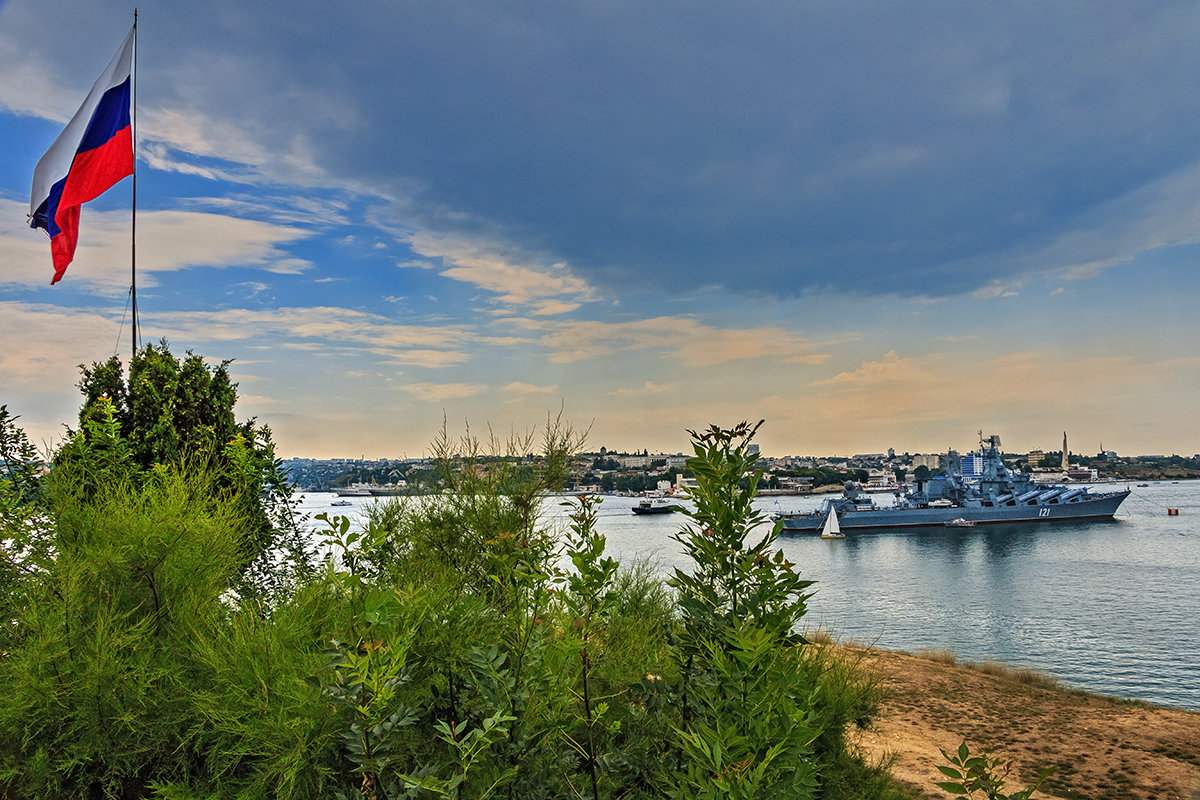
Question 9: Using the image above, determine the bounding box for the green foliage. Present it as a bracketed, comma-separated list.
[0, 406, 49, 653]
[61, 341, 305, 599]
[666, 421, 838, 800]
[76, 342, 239, 469]
[671, 421, 814, 646]
[0, 412, 901, 800]
[671, 626, 820, 799]
[557, 495, 620, 799]
[936, 741, 1053, 800]
[0, 405, 42, 506]
[0, 466, 250, 799]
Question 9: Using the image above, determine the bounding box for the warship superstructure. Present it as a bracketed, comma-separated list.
[780, 434, 1129, 533]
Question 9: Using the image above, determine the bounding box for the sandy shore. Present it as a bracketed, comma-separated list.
[841, 645, 1200, 799]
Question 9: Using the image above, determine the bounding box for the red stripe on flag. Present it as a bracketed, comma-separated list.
[49, 209, 80, 284]
[50, 125, 134, 283]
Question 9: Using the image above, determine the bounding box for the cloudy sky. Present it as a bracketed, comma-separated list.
[2, 1, 1199, 459]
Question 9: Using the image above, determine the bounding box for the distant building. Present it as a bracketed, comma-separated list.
[912, 453, 940, 470]
[675, 474, 699, 492]
[1027, 449, 1045, 466]
[620, 453, 686, 469]
[960, 452, 984, 478]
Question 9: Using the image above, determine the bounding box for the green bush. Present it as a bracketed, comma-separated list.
[0, 465, 249, 797]
[0, 409, 901, 800]
[665, 421, 890, 799]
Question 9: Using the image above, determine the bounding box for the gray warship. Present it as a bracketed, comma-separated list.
[779, 434, 1129, 533]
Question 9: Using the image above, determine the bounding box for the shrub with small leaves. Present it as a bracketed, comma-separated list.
[936, 741, 1054, 800]
[666, 422, 822, 800]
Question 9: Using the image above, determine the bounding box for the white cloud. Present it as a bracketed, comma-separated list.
[134, 306, 532, 370]
[232, 281, 268, 297]
[137, 106, 324, 187]
[263, 258, 313, 275]
[509, 315, 828, 367]
[0, 200, 56, 286]
[0, 301, 123, 390]
[0, 301, 133, 447]
[406, 230, 597, 313]
[399, 382, 487, 402]
[0, 35, 80, 123]
[233, 393, 278, 407]
[972, 280, 1020, 299]
[372, 349, 470, 368]
[530, 300, 582, 316]
[181, 193, 351, 227]
[814, 350, 935, 386]
[609, 381, 675, 398]
[0, 199, 315, 292]
[1032, 158, 1200, 284]
[501, 382, 558, 395]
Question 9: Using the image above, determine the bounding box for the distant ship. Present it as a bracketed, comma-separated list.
[632, 499, 674, 515]
[780, 433, 1129, 533]
[334, 482, 408, 497]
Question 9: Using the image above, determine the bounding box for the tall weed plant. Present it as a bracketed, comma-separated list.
[667, 421, 821, 799]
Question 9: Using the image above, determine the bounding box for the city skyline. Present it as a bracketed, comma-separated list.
[3, 2, 1199, 459]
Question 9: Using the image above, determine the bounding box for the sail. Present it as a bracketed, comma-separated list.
[821, 507, 841, 537]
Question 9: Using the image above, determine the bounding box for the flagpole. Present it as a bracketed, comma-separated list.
[131, 8, 139, 358]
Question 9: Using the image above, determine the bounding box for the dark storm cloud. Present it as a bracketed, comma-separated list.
[12, 1, 1200, 299]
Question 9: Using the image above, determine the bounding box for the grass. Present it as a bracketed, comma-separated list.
[901, 647, 1060, 690]
[903, 645, 1183, 711]
[914, 648, 957, 666]
[968, 660, 1060, 690]
[804, 627, 835, 645]
[801, 626, 877, 651]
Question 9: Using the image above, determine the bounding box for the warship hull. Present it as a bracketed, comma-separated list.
[779, 491, 1129, 533]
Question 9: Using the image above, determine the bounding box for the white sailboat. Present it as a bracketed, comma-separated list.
[820, 506, 845, 539]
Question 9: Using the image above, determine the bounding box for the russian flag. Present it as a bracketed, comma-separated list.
[29, 26, 135, 284]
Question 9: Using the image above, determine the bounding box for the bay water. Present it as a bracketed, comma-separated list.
[298, 480, 1200, 711]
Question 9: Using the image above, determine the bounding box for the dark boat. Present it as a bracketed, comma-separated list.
[780, 433, 1129, 533]
[632, 499, 674, 515]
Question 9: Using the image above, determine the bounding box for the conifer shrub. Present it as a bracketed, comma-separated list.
[1, 405, 48, 655]
[62, 343, 305, 601]
[0, 460, 249, 797]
